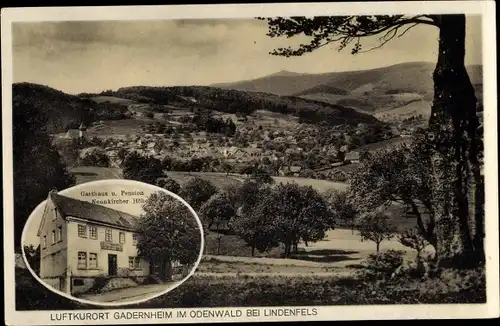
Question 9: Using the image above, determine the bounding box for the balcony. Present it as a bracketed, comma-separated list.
[100, 241, 123, 252]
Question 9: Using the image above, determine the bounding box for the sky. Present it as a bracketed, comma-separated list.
[12, 16, 483, 95]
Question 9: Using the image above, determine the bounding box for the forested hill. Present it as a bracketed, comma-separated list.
[12, 82, 380, 134]
[85, 85, 380, 126]
[13, 83, 130, 134]
[13, 83, 91, 134]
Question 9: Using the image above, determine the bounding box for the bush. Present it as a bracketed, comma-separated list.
[360, 250, 405, 280]
[79, 148, 110, 167]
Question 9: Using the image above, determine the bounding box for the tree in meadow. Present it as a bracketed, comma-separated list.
[136, 191, 201, 281]
[358, 212, 397, 253]
[228, 181, 278, 257]
[122, 152, 164, 184]
[155, 177, 181, 194]
[324, 189, 357, 234]
[179, 177, 218, 211]
[199, 191, 236, 255]
[257, 183, 333, 257]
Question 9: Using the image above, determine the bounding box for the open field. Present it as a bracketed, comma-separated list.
[76, 168, 350, 194]
[375, 99, 432, 123]
[203, 228, 429, 277]
[168, 172, 243, 190]
[272, 176, 348, 193]
[354, 136, 411, 152]
[86, 118, 150, 137]
[69, 166, 123, 184]
[90, 96, 136, 105]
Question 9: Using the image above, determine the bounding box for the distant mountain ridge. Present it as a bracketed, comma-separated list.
[211, 62, 482, 119]
[212, 62, 483, 97]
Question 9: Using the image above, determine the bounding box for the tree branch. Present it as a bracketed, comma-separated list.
[359, 27, 399, 53]
[397, 23, 419, 38]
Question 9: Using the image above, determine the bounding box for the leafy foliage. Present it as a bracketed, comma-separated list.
[256, 183, 333, 257]
[398, 227, 430, 260]
[23, 245, 40, 274]
[229, 182, 279, 256]
[249, 167, 275, 184]
[348, 132, 437, 250]
[13, 100, 75, 248]
[85, 85, 379, 127]
[136, 191, 201, 265]
[122, 152, 164, 184]
[179, 177, 218, 211]
[199, 192, 235, 230]
[259, 15, 438, 57]
[357, 212, 397, 252]
[78, 147, 110, 167]
[324, 189, 357, 230]
[155, 177, 181, 194]
[360, 250, 405, 280]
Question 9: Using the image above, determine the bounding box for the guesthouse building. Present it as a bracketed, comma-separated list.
[37, 190, 152, 295]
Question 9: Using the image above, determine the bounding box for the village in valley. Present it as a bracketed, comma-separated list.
[50, 93, 417, 181]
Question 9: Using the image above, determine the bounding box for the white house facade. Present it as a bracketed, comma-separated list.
[37, 190, 150, 295]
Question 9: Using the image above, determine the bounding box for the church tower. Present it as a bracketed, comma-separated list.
[78, 122, 87, 139]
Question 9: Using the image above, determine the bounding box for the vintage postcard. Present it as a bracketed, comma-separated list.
[2, 1, 499, 324]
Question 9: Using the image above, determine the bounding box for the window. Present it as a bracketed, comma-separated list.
[73, 279, 84, 286]
[78, 225, 87, 238]
[105, 229, 112, 242]
[52, 208, 57, 221]
[77, 252, 87, 269]
[51, 230, 56, 244]
[89, 226, 98, 240]
[57, 227, 62, 242]
[119, 232, 125, 244]
[89, 253, 98, 269]
[132, 234, 138, 246]
[42, 236, 47, 249]
[129, 257, 140, 269]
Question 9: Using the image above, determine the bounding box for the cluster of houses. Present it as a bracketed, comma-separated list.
[52, 120, 362, 176]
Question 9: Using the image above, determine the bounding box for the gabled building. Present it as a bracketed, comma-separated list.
[64, 123, 88, 140]
[37, 190, 153, 295]
[344, 151, 360, 164]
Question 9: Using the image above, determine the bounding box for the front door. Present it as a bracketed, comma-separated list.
[108, 254, 117, 276]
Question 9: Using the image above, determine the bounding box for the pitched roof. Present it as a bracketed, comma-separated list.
[51, 193, 138, 230]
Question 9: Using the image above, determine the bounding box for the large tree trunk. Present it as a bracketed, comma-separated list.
[429, 14, 482, 267]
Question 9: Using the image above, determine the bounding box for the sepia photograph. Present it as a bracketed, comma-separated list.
[21, 180, 203, 305]
[2, 1, 498, 324]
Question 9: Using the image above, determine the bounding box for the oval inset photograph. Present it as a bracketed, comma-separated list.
[21, 179, 204, 306]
